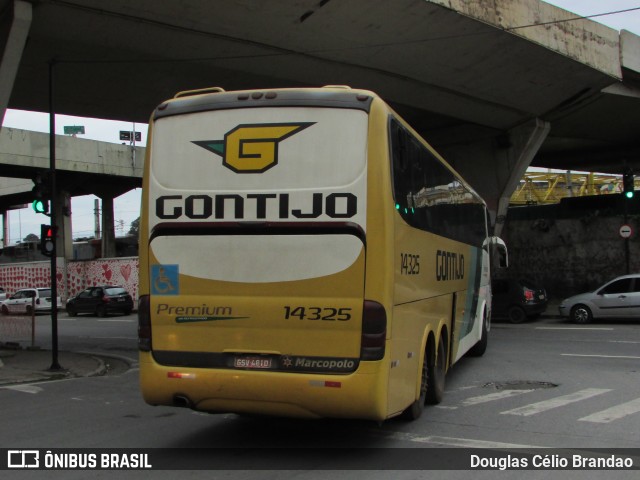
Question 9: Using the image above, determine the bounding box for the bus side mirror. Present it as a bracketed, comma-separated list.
[486, 236, 508, 269]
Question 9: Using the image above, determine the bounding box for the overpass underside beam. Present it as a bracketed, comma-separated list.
[0, 1, 31, 125]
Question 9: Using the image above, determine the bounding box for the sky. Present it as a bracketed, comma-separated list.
[1, 0, 640, 244]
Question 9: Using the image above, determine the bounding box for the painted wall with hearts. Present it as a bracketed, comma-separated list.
[0, 257, 139, 305]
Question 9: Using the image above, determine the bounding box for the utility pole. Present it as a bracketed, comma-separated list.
[48, 59, 61, 371]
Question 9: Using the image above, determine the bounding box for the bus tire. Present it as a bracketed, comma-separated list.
[402, 347, 428, 420]
[468, 312, 488, 357]
[426, 334, 445, 405]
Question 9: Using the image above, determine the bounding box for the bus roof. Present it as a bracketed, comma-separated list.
[153, 86, 376, 121]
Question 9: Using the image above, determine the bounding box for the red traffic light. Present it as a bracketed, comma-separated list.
[40, 224, 57, 257]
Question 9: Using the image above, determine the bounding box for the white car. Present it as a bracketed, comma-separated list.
[0, 288, 62, 315]
[558, 274, 640, 323]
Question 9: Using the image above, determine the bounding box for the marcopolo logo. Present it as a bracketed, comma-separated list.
[192, 122, 314, 173]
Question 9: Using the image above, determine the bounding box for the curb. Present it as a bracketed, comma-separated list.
[0, 350, 136, 387]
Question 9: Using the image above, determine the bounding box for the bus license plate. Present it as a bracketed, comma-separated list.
[234, 357, 273, 369]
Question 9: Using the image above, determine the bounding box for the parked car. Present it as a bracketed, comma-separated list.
[492, 278, 548, 323]
[559, 274, 640, 324]
[0, 287, 6, 301]
[0, 287, 62, 315]
[66, 285, 134, 317]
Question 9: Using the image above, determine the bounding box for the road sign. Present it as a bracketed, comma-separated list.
[619, 224, 633, 239]
[120, 131, 142, 142]
[64, 125, 85, 135]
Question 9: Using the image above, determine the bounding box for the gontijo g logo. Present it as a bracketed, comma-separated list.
[192, 123, 314, 173]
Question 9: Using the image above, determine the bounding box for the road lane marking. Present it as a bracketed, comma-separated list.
[461, 389, 534, 406]
[500, 388, 612, 417]
[561, 354, 640, 360]
[1, 385, 43, 394]
[579, 398, 640, 423]
[374, 431, 540, 449]
[536, 327, 613, 331]
[410, 435, 539, 449]
[91, 336, 137, 340]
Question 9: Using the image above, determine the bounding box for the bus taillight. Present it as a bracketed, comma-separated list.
[361, 300, 387, 361]
[138, 294, 152, 351]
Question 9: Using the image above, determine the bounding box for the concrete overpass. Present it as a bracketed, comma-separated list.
[0, 127, 143, 255]
[1, 0, 640, 235]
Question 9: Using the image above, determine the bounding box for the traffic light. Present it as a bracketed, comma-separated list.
[623, 169, 634, 199]
[40, 224, 57, 257]
[32, 172, 51, 215]
[32, 199, 49, 214]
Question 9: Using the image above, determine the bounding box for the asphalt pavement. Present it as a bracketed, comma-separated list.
[0, 301, 563, 387]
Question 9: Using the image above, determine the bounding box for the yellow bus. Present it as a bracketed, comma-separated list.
[138, 86, 506, 421]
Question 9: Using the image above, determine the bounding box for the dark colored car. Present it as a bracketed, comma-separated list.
[66, 286, 134, 317]
[491, 278, 547, 323]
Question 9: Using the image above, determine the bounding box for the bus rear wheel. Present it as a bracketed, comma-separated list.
[402, 347, 429, 420]
[426, 334, 446, 405]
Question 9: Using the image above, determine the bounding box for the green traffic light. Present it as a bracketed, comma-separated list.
[626, 191, 634, 199]
[32, 199, 48, 214]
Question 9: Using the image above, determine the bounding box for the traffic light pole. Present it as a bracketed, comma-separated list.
[624, 193, 630, 275]
[48, 59, 61, 371]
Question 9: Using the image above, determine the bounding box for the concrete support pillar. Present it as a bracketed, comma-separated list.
[438, 118, 550, 237]
[0, 1, 32, 124]
[493, 119, 551, 237]
[101, 195, 116, 258]
[2, 211, 8, 247]
[53, 189, 73, 259]
[493, 118, 551, 236]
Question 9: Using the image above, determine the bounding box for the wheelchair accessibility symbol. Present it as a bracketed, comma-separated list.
[151, 264, 179, 295]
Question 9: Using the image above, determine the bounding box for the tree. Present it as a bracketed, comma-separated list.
[128, 217, 140, 237]
[24, 233, 39, 242]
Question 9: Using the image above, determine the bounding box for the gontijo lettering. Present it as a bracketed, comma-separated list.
[155, 192, 357, 220]
[436, 249, 465, 281]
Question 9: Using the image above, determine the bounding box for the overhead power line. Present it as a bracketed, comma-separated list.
[507, 6, 640, 31]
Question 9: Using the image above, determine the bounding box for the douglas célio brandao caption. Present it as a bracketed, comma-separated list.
[470, 453, 635, 470]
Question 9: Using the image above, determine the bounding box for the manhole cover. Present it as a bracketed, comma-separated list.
[483, 381, 558, 390]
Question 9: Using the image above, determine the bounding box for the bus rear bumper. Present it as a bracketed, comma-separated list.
[139, 352, 389, 421]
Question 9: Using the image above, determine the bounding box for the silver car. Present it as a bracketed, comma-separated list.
[558, 274, 640, 323]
